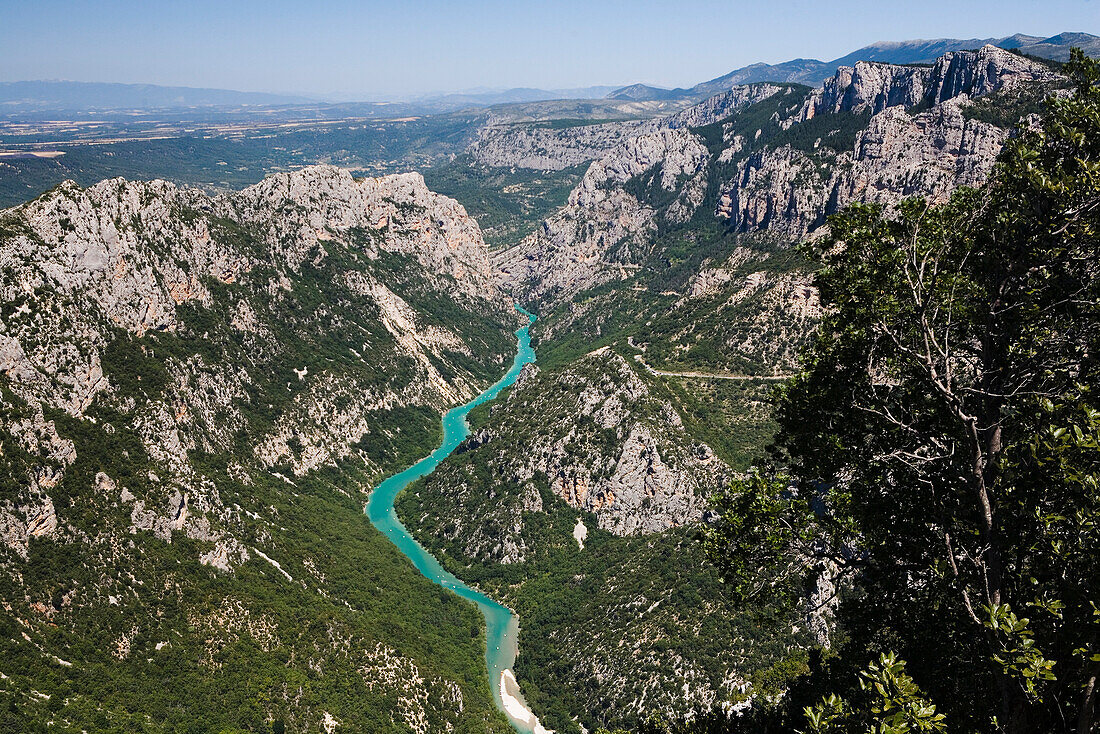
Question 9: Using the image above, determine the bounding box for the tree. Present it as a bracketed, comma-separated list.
[803, 653, 946, 734]
[706, 51, 1100, 733]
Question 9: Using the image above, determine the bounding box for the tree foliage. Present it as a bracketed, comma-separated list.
[706, 50, 1100, 733]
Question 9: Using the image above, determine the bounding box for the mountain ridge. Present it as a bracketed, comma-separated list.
[0, 80, 316, 111]
[0, 163, 521, 732]
[610, 30, 1097, 100]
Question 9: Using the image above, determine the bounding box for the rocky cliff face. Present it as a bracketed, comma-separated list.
[717, 45, 1052, 236]
[470, 84, 785, 174]
[494, 45, 1061, 311]
[494, 126, 714, 305]
[715, 102, 1009, 235]
[0, 164, 517, 732]
[468, 119, 654, 171]
[798, 44, 1060, 119]
[227, 166, 497, 295]
[1, 167, 509, 532]
[400, 348, 726, 564]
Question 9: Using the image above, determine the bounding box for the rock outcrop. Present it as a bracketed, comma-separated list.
[496, 45, 1061, 310]
[470, 83, 783, 173]
[0, 164, 517, 731]
[495, 127, 710, 305]
[797, 44, 1059, 119]
[400, 348, 727, 564]
[227, 166, 496, 295]
[717, 47, 1045, 236]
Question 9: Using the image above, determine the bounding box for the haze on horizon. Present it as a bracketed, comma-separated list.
[1, 0, 1097, 100]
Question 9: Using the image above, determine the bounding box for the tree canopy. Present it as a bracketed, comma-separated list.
[705, 50, 1100, 734]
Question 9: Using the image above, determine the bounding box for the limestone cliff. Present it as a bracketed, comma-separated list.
[0, 164, 517, 732]
[714, 46, 1057, 236]
[495, 127, 713, 305]
[797, 44, 1060, 119]
[497, 46, 1062, 310]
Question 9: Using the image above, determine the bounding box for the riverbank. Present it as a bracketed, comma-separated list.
[501, 669, 554, 734]
[365, 306, 548, 734]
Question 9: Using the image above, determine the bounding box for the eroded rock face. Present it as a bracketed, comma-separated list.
[469, 84, 785, 174]
[715, 45, 1055, 237]
[0, 163, 511, 577]
[717, 93, 1011, 237]
[496, 127, 709, 305]
[402, 348, 727, 564]
[664, 84, 787, 129]
[552, 421, 716, 535]
[469, 119, 653, 171]
[797, 44, 1059, 119]
[228, 166, 496, 295]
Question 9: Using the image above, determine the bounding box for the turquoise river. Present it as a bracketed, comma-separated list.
[365, 306, 545, 734]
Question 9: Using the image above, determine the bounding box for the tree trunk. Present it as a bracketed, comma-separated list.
[1079, 661, 1099, 734]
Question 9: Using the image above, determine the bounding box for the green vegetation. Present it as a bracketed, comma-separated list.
[0, 190, 519, 731]
[659, 376, 777, 471]
[423, 155, 586, 248]
[961, 81, 1066, 128]
[399, 468, 806, 733]
[704, 51, 1100, 734]
[0, 458, 511, 733]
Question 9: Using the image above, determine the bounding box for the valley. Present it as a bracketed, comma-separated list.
[0, 23, 1098, 734]
[365, 307, 546, 734]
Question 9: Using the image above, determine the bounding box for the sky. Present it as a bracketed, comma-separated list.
[1, 0, 1097, 99]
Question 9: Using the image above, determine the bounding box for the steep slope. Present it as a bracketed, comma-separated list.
[386, 49, 1069, 730]
[404, 349, 728, 553]
[396, 350, 808, 731]
[0, 165, 519, 732]
[717, 45, 1060, 237]
[499, 45, 1061, 313]
[491, 84, 796, 305]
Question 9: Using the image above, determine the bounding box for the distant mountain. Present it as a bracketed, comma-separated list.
[1012, 32, 1100, 60]
[689, 58, 830, 98]
[0, 80, 314, 111]
[605, 83, 687, 101]
[610, 31, 1099, 100]
[418, 86, 620, 108]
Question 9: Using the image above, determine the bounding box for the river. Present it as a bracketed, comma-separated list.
[365, 306, 549, 734]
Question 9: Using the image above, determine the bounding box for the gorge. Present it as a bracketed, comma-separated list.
[365, 307, 548, 734]
[0, 27, 1096, 734]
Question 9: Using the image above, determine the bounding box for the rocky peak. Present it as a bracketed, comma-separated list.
[18, 177, 234, 330]
[804, 61, 930, 117]
[799, 44, 1058, 119]
[227, 165, 497, 296]
[922, 44, 1059, 105]
[0, 161, 513, 586]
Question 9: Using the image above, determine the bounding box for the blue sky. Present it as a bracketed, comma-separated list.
[1, 0, 1096, 98]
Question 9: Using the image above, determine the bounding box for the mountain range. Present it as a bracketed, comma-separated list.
[4, 32, 1095, 115]
[607, 30, 1098, 101]
[0, 30, 1095, 734]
